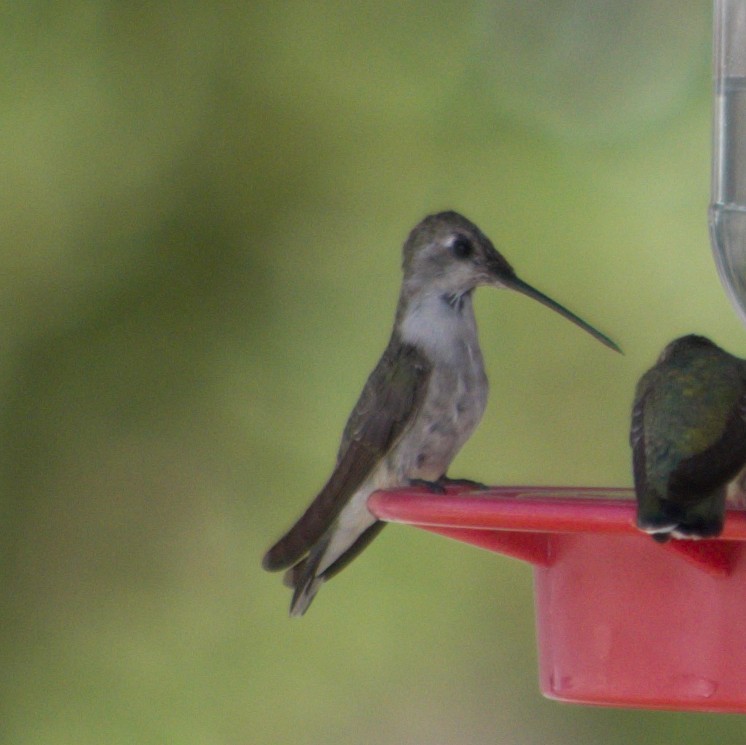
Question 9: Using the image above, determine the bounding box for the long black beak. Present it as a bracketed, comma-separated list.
[505, 275, 622, 353]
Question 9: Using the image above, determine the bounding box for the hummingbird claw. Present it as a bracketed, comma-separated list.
[439, 476, 489, 491]
[408, 478, 447, 494]
[408, 476, 487, 493]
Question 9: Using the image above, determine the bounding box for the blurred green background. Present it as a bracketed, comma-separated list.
[2, 2, 746, 743]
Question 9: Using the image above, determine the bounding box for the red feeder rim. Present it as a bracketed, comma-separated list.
[368, 486, 746, 712]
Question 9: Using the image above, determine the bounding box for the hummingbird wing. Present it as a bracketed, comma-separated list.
[262, 334, 432, 572]
[668, 391, 746, 500]
[630, 373, 654, 502]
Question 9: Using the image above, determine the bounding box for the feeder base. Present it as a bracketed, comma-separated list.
[535, 531, 746, 711]
[369, 486, 746, 712]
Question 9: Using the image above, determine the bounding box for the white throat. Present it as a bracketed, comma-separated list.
[399, 291, 480, 363]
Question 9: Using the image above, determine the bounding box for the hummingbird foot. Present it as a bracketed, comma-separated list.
[439, 476, 489, 491]
[408, 476, 488, 494]
[651, 532, 671, 544]
[408, 478, 447, 494]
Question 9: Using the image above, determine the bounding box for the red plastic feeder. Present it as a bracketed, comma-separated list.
[368, 486, 746, 712]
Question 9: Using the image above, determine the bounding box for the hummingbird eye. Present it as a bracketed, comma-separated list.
[450, 235, 473, 259]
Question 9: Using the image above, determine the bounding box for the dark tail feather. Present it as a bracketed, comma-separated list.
[286, 541, 328, 617]
[284, 521, 386, 617]
[319, 521, 385, 582]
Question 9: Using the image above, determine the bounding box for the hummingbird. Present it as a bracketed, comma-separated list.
[263, 210, 620, 616]
[630, 334, 746, 541]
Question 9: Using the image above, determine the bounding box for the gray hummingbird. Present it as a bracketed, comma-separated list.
[263, 210, 620, 616]
[630, 334, 746, 541]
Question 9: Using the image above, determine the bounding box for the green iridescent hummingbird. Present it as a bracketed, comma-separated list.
[630, 334, 746, 541]
[263, 211, 620, 616]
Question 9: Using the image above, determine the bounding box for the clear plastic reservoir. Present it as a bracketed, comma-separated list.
[710, 1, 746, 324]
